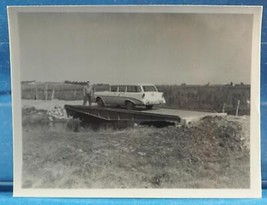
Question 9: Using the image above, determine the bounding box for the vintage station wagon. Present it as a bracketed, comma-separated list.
[94, 84, 166, 109]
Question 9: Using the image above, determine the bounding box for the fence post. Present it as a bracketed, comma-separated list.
[45, 83, 48, 101]
[222, 103, 225, 113]
[235, 100, 240, 116]
[74, 89, 76, 99]
[35, 87, 38, 100]
[51, 89, 55, 100]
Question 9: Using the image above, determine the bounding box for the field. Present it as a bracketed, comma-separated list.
[22, 100, 250, 188]
[158, 84, 250, 115]
[21, 82, 250, 115]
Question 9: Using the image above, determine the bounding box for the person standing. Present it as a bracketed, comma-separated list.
[83, 81, 93, 106]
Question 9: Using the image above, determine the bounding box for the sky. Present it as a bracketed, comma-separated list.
[18, 12, 253, 85]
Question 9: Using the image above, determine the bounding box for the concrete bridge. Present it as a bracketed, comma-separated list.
[65, 104, 226, 127]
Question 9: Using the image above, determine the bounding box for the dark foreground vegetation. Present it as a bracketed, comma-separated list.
[22, 107, 249, 189]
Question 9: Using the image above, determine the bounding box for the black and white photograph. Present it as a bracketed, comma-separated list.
[8, 6, 262, 197]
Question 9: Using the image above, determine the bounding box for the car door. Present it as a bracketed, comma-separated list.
[126, 85, 143, 104]
[108, 85, 118, 105]
[117, 86, 126, 105]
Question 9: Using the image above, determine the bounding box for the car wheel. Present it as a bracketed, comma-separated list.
[126, 101, 135, 110]
[146, 105, 153, 110]
[96, 98, 105, 107]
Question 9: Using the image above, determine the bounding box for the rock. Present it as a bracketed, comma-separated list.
[137, 152, 146, 156]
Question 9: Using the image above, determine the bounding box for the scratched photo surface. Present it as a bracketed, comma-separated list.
[17, 11, 253, 190]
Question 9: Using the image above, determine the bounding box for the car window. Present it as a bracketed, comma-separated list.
[127, 86, 142, 92]
[136, 86, 142, 92]
[142, 86, 157, 92]
[118, 86, 126, 92]
[111, 86, 118, 92]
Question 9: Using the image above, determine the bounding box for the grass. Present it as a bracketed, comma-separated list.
[22, 109, 250, 189]
[157, 84, 250, 114]
[21, 82, 250, 114]
[21, 82, 84, 101]
[21, 82, 109, 101]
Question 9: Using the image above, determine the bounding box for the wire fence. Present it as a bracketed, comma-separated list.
[21, 83, 250, 115]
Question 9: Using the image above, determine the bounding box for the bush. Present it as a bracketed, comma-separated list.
[66, 119, 81, 132]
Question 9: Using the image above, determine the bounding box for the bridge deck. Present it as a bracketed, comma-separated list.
[65, 105, 226, 125]
[143, 108, 227, 123]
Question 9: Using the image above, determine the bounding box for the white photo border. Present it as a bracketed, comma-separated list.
[8, 5, 262, 198]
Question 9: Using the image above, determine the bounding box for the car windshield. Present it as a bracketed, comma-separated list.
[142, 85, 157, 92]
[126, 86, 142, 92]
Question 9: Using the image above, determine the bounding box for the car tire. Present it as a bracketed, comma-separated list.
[146, 105, 153, 110]
[96, 98, 105, 107]
[126, 101, 135, 110]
